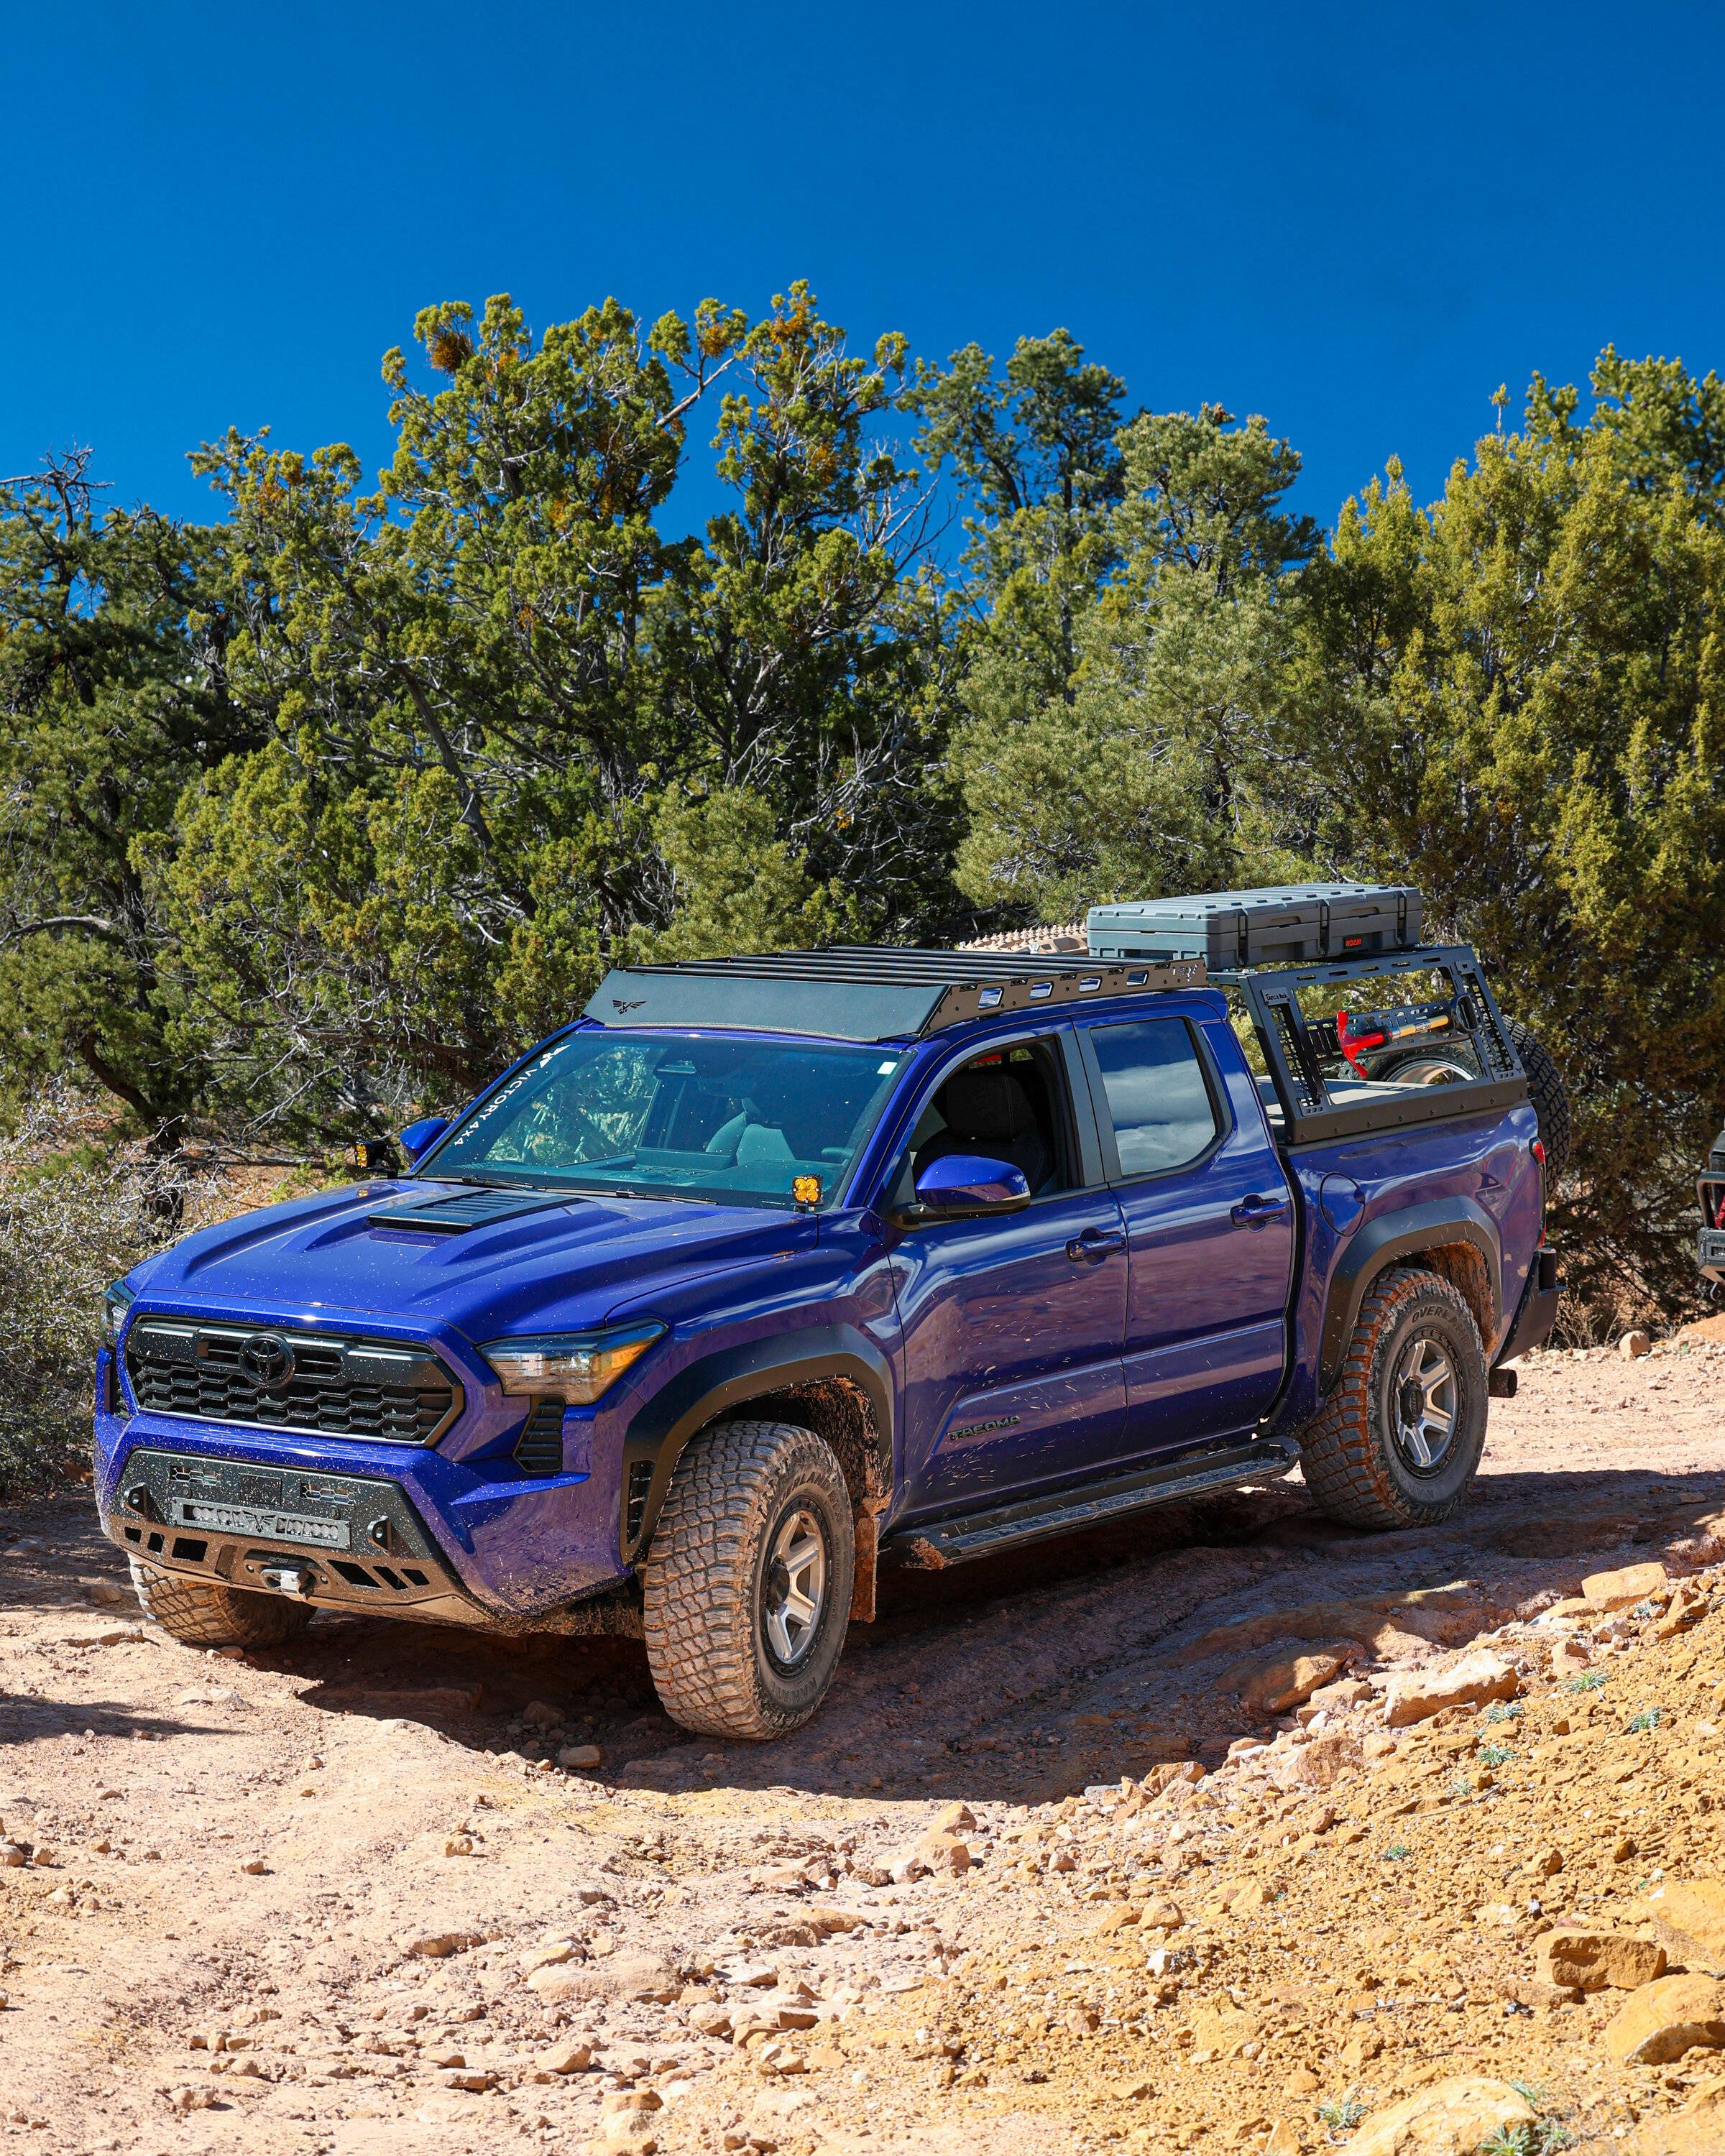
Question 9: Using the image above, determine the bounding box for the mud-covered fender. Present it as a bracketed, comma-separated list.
[1317, 1196, 1502, 1391]
[617, 1324, 895, 1563]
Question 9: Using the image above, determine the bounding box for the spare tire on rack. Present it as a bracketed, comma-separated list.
[1501, 1016, 1571, 1182]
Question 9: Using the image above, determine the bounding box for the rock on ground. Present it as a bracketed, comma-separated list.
[1380, 1649, 1519, 1726]
[1343, 2076, 1537, 2155]
[1604, 1974, 1725, 2065]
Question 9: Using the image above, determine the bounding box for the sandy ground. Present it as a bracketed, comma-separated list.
[4, 1340, 1725, 2156]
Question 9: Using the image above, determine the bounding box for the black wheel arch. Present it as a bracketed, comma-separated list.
[619, 1325, 894, 1572]
[1318, 1197, 1502, 1392]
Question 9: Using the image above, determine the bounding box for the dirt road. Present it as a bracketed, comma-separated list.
[4, 1340, 1725, 2156]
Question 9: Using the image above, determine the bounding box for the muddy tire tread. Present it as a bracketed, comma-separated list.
[642, 1419, 850, 1741]
[1298, 1266, 1485, 1531]
[128, 1557, 313, 1648]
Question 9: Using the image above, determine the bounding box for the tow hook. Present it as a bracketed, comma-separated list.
[259, 1564, 315, 1597]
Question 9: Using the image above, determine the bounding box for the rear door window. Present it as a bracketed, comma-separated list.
[1085, 1019, 1222, 1178]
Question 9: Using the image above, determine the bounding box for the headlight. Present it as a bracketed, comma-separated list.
[99, 1279, 136, 1348]
[479, 1323, 664, 1404]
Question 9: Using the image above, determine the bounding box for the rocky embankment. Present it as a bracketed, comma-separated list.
[3, 1340, 1725, 2156]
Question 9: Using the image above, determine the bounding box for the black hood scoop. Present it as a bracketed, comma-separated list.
[367, 1187, 577, 1235]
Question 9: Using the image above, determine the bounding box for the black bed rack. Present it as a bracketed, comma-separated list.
[1230, 943, 1528, 1147]
[584, 945, 1208, 1043]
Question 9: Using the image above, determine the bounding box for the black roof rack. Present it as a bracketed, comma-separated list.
[583, 945, 1208, 1043]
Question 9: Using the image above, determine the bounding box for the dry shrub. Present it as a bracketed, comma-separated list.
[0, 1087, 222, 1498]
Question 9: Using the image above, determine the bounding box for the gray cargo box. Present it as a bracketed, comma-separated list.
[1087, 883, 1423, 968]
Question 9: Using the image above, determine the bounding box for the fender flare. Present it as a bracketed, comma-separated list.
[1317, 1197, 1503, 1391]
[618, 1325, 895, 1562]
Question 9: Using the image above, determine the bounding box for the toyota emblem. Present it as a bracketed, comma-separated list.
[239, 1332, 295, 1389]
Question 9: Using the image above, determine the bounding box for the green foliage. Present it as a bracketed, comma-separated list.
[0, 285, 960, 1142]
[648, 787, 842, 959]
[1480, 2122, 1573, 2155]
[0, 452, 256, 1140]
[1315, 2093, 1367, 2134]
[1627, 1707, 1663, 1731]
[4, 313, 1724, 1315]
[1301, 351, 1725, 1307]
[916, 345, 1320, 919]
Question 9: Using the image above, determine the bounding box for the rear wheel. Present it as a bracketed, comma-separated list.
[128, 1558, 314, 1649]
[642, 1419, 854, 1740]
[1299, 1266, 1489, 1530]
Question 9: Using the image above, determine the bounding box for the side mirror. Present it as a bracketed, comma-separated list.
[906, 1152, 1031, 1223]
[398, 1115, 451, 1166]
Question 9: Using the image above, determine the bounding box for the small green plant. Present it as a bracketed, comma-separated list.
[1317, 2093, 1367, 2135]
[1481, 2124, 1574, 2155]
[1627, 1708, 1662, 1732]
[1481, 1700, 1523, 1725]
[1631, 1598, 1659, 1621]
[1382, 1843, 1412, 1861]
[1565, 1671, 1606, 1692]
[1482, 2084, 1572, 2154]
[1479, 1741, 1514, 1767]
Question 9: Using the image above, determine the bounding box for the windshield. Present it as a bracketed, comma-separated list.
[420, 1030, 906, 1210]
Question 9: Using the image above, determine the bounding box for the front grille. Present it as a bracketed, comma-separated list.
[124, 1320, 462, 1444]
[513, 1399, 565, 1476]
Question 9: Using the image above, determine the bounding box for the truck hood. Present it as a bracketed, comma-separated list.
[129, 1179, 815, 1343]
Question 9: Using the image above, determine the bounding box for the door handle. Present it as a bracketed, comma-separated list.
[1231, 1192, 1291, 1226]
[1066, 1227, 1126, 1263]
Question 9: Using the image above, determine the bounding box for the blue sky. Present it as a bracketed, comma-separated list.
[5, 1, 1722, 540]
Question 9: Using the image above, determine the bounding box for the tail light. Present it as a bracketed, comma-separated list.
[1532, 1140, 1546, 1166]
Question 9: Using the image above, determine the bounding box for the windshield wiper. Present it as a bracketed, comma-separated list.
[577, 1184, 722, 1205]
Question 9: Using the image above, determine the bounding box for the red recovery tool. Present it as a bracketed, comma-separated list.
[1336, 1005, 1455, 1075]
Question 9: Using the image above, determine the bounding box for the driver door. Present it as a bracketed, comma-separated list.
[887, 1031, 1128, 1517]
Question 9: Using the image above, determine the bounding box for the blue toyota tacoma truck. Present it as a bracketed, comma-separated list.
[92, 888, 1563, 1739]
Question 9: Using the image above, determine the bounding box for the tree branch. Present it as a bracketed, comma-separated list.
[2, 913, 126, 946]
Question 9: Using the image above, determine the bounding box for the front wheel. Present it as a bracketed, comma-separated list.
[1298, 1266, 1489, 1529]
[642, 1420, 854, 1740]
[129, 1557, 315, 1649]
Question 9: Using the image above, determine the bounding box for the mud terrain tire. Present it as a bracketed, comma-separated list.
[1504, 1015, 1571, 1182]
[642, 1419, 854, 1741]
[129, 1558, 313, 1649]
[1300, 1266, 1489, 1530]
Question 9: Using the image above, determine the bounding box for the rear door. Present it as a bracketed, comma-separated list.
[1075, 1007, 1294, 1457]
[886, 1029, 1129, 1516]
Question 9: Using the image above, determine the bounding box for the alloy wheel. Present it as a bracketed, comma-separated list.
[762, 1506, 827, 1667]
[1390, 1334, 1458, 1474]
